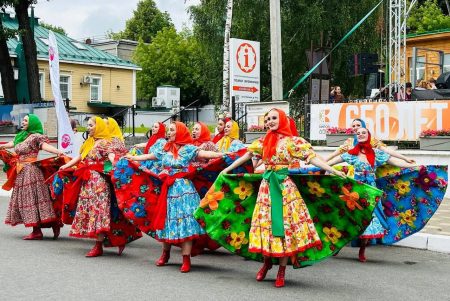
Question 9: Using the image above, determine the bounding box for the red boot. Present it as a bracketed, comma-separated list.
[118, 244, 126, 256]
[180, 255, 191, 273]
[23, 227, 43, 240]
[256, 257, 273, 281]
[358, 245, 367, 262]
[155, 249, 170, 266]
[86, 241, 103, 257]
[274, 265, 286, 288]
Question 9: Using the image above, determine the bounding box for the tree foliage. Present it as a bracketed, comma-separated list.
[408, 0, 450, 33]
[133, 27, 207, 106]
[189, 0, 384, 105]
[110, 0, 174, 43]
[40, 20, 66, 35]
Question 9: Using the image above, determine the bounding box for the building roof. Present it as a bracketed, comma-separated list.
[1, 12, 140, 70]
[407, 28, 450, 39]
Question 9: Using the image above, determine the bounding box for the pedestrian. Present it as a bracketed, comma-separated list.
[330, 86, 345, 103]
[216, 118, 245, 153]
[1, 114, 64, 240]
[58, 116, 141, 257]
[219, 108, 347, 287]
[327, 127, 417, 262]
[125, 121, 224, 272]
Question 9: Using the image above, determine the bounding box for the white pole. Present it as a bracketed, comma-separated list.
[270, 0, 283, 100]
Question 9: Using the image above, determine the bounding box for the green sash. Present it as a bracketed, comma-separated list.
[262, 168, 289, 237]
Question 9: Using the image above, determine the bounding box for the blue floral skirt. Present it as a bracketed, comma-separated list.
[154, 178, 205, 243]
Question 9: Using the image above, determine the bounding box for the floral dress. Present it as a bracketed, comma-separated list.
[70, 140, 112, 238]
[247, 136, 322, 257]
[192, 141, 218, 168]
[153, 142, 206, 243]
[5, 134, 57, 227]
[341, 149, 390, 239]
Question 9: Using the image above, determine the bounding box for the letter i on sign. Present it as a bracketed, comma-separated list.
[244, 48, 249, 68]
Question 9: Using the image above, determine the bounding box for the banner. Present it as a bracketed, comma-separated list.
[48, 31, 75, 155]
[310, 100, 450, 141]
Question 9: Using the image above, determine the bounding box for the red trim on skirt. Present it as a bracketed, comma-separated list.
[248, 240, 323, 258]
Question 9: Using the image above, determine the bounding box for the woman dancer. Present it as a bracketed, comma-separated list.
[327, 127, 416, 262]
[221, 109, 346, 287]
[191, 121, 217, 167]
[126, 122, 223, 272]
[326, 118, 415, 163]
[212, 118, 225, 144]
[134, 122, 166, 154]
[216, 118, 245, 153]
[59, 117, 140, 257]
[1, 114, 63, 240]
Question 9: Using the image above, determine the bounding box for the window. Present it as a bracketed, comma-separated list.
[60, 75, 71, 99]
[444, 54, 450, 73]
[408, 56, 425, 83]
[39, 72, 45, 98]
[90, 76, 102, 102]
[39, 37, 49, 46]
[71, 41, 87, 50]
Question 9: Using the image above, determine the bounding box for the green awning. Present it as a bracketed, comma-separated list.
[87, 101, 128, 108]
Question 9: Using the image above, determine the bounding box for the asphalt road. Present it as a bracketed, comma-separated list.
[0, 197, 449, 301]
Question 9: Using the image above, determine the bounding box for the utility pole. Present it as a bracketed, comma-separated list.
[270, 0, 283, 100]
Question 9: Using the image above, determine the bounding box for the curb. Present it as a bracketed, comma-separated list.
[393, 232, 450, 254]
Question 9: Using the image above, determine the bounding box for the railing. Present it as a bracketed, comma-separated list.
[146, 99, 201, 138]
[111, 105, 136, 138]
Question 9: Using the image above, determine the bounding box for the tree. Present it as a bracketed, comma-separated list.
[111, 0, 174, 43]
[14, 0, 41, 102]
[0, 4, 18, 103]
[408, 0, 450, 33]
[222, 0, 233, 111]
[133, 27, 207, 106]
[40, 20, 66, 35]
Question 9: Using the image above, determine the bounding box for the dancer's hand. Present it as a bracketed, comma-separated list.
[332, 170, 346, 179]
[405, 158, 415, 164]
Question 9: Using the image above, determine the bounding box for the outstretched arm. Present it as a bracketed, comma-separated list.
[60, 155, 81, 170]
[197, 150, 223, 159]
[134, 143, 147, 148]
[41, 142, 64, 156]
[327, 156, 345, 167]
[125, 153, 156, 161]
[379, 146, 415, 163]
[310, 156, 346, 178]
[222, 151, 253, 174]
[325, 149, 342, 162]
[0, 141, 14, 150]
[387, 157, 417, 168]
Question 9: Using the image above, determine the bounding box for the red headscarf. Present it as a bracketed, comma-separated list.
[144, 122, 166, 154]
[193, 122, 211, 146]
[348, 129, 375, 167]
[163, 122, 194, 158]
[212, 118, 229, 144]
[262, 109, 292, 161]
[288, 116, 299, 136]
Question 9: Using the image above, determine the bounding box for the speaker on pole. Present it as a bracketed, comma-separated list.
[436, 72, 450, 89]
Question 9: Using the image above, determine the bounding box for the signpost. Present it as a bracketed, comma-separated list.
[230, 38, 260, 103]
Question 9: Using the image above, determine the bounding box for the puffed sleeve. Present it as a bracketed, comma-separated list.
[287, 136, 316, 163]
[374, 149, 390, 167]
[338, 138, 353, 154]
[31, 133, 50, 150]
[150, 138, 166, 160]
[247, 138, 263, 155]
[97, 140, 112, 159]
[179, 144, 199, 162]
[228, 140, 246, 153]
[340, 152, 357, 165]
[199, 141, 218, 152]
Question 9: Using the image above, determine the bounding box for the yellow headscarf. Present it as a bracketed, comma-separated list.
[217, 120, 240, 152]
[106, 117, 124, 141]
[79, 116, 111, 159]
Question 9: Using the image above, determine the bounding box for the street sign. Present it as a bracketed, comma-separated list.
[230, 38, 260, 103]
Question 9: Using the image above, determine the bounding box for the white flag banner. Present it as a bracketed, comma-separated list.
[48, 31, 75, 156]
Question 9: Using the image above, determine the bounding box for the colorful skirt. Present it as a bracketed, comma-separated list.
[5, 164, 57, 227]
[195, 173, 383, 267]
[154, 178, 205, 243]
[248, 177, 322, 257]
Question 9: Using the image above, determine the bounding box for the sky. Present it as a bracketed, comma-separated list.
[33, 0, 201, 40]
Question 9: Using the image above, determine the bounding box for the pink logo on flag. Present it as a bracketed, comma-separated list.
[61, 134, 71, 149]
[49, 47, 55, 61]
